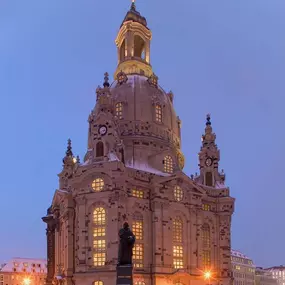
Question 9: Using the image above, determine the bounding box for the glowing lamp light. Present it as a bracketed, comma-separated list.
[23, 278, 31, 285]
[204, 271, 211, 280]
[73, 157, 77, 164]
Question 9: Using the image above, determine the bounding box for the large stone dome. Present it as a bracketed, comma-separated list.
[86, 3, 185, 175]
[109, 74, 183, 174]
[110, 75, 180, 141]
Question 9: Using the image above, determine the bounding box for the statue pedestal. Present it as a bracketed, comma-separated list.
[116, 265, 133, 285]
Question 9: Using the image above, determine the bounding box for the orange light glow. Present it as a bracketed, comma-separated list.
[204, 271, 211, 280]
[23, 278, 31, 285]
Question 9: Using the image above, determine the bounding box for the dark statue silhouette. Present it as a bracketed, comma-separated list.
[117, 222, 136, 266]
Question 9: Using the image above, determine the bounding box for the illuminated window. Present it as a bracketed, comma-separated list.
[93, 227, 105, 237]
[202, 204, 210, 211]
[173, 217, 183, 243]
[173, 214, 183, 268]
[132, 189, 144, 198]
[94, 282, 103, 285]
[133, 244, 144, 268]
[202, 224, 211, 268]
[174, 186, 183, 201]
[93, 207, 106, 267]
[133, 221, 143, 241]
[93, 207, 106, 225]
[135, 282, 145, 285]
[203, 250, 210, 268]
[155, 105, 162, 122]
[202, 224, 210, 247]
[115, 102, 123, 119]
[173, 245, 183, 269]
[133, 213, 143, 240]
[163, 156, 173, 173]
[92, 178, 104, 192]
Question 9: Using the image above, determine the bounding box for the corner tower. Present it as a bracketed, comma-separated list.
[195, 114, 226, 187]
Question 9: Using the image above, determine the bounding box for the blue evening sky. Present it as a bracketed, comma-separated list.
[0, 0, 284, 267]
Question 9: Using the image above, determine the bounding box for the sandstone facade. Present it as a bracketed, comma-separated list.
[42, 3, 235, 285]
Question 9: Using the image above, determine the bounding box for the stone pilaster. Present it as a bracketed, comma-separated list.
[42, 213, 58, 285]
[218, 213, 232, 285]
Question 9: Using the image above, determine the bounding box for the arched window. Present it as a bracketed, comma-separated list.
[133, 213, 144, 268]
[155, 104, 162, 123]
[134, 35, 145, 59]
[174, 186, 183, 202]
[92, 178, 104, 192]
[115, 102, 123, 119]
[96, 142, 104, 157]
[173, 217, 183, 269]
[205, 172, 213, 187]
[94, 282, 103, 285]
[93, 207, 106, 267]
[120, 40, 126, 61]
[164, 156, 173, 174]
[202, 224, 211, 268]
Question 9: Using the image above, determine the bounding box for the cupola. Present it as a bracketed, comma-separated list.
[114, 1, 153, 78]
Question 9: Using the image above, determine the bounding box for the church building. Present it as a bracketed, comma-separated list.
[42, 3, 235, 285]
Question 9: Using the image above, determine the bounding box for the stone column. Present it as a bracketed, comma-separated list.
[151, 199, 164, 271]
[145, 40, 150, 64]
[42, 214, 57, 285]
[75, 196, 87, 271]
[64, 207, 75, 285]
[196, 209, 203, 269]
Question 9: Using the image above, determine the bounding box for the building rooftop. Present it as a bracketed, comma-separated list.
[231, 249, 251, 260]
[0, 258, 47, 274]
[266, 266, 285, 271]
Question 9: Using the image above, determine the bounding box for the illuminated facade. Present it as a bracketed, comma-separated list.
[255, 268, 277, 285]
[231, 250, 255, 285]
[0, 258, 46, 285]
[42, 3, 235, 285]
[265, 266, 285, 285]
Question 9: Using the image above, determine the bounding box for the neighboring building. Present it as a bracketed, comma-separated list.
[0, 258, 47, 285]
[265, 266, 285, 285]
[231, 250, 255, 285]
[255, 267, 277, 285]
[42, 2, 235, 285]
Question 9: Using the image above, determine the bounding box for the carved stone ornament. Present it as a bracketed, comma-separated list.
[151, 92, 162, 106]
[177, 153, 185, 169]
[148, 73, 158, 88]
[117, 70, 128, 85]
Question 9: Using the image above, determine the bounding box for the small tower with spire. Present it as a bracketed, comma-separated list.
[62, 138, 74, 166]
[114, 1, 153, 78]
[195, 114, 226, 187]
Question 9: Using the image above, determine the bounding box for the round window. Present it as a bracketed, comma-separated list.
[92, 178, 104, 192]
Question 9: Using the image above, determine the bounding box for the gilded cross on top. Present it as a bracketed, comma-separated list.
[131, 0, 136, 10]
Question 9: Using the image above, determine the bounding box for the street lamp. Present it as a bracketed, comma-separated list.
[204, 270, 212, 285]
[204, 271, 211, 280]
